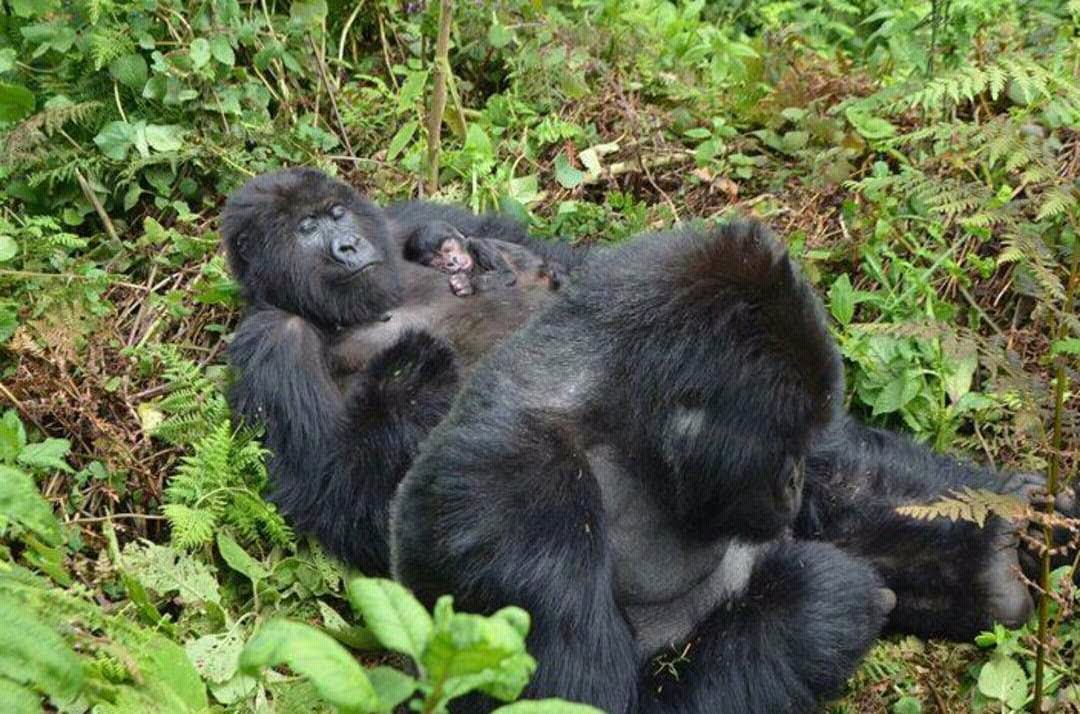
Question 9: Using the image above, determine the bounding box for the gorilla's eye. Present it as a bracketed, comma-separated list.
[329, 203, 346, 219]
[298, 216, 317, 234]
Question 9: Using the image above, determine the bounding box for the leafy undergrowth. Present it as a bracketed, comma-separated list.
[2, 0, 1079, 712]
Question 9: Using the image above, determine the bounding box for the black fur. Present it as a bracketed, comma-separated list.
[390, 222, 891, 712]
[223, 168, 579, 575]
[797, 415, 1037, 639]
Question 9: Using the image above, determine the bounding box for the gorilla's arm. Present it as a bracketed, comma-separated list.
[796, 414, 1033, 639]
[391, 416, 639, 713]
[229, 308, 458, 575]
[386, 200, 589, 272]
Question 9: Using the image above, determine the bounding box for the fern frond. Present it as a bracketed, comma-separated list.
[896, 487, 1026, 527]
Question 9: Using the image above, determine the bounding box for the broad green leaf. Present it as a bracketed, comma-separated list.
[554, 153, 586, 189]
[0, 465, 62, 545]
[845, 107, 896, 140]
[217, 531, 270, 583]
[186, 630, 244, 684]
[348, 577, 432, 661]
[387, 120, 418, 161]
[890, 696, 922, 714]
[941, 335, 978, 404]
[368, 666, 417, 713]
[145, 124, 183, 153]
[93, 120, 133, 160]
[977, 655, 1027, 709]
[0, 236, 15, 263]
[17, 438, 72, 474]
[495, 701, 605, 713]
[781, 130, 809, 152]
[189, 38, 211, 69]
[239, 619, 378, 713]
[0, 410, 27, 462]
[872, 371, 921, 416]
[210, 36, 235, 67]
[1052, 338, 1080, 356]
[578, 147, 602, 177]
[422, 597, 534, 705]
[121, 541, 221, 605]
[488, 23, 513, 49]
[0, 82, 34, 122]
[828, 273, 856, 326]
[319, 600, 380, 650]
[0, 593, 83, 701]
[0, 49, 16, 72]
[0, 678, 40, 712]
[109, 54, 148, 90]
[290, 0, 328, 27]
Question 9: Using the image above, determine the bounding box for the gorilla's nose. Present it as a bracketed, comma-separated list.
[331, 235, 381, 272]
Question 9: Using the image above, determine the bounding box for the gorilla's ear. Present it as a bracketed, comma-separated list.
[223, 229, 251, 280]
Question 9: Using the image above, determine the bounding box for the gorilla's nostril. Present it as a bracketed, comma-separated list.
[339, 244, 356, 253]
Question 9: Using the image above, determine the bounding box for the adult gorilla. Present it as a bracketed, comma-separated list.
[391, 221, 1068, 712]
[222, 167, 581, 576]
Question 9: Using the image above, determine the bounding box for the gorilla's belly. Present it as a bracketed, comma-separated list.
[329, 275, 555, 381]
[587, 444, 763, 654]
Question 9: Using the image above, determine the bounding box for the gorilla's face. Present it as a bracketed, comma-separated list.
[222, 167, 402, 327]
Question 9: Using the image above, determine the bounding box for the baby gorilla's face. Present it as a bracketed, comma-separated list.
[429, 237, 474, 274]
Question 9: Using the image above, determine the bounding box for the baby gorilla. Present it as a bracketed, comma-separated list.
[403, 220, 561, 296]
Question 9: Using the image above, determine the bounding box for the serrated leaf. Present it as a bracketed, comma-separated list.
[239, 619, 377, 713]
[421, 597, 535, 707]
[121, 541, 221, 605]
[189, 38, 211, 69]
[210, 35, 234, 67]
[347, 577, 432, 661]
[17, 438, 72, 474]
[977, 655, 1027, 709]
[553, 152, 585, 189]
[217, 531, 269, 583]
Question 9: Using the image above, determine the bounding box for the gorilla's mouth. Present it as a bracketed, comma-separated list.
[335, 260, 383, 280]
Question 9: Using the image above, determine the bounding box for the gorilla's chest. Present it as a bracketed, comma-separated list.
[587, 444, 761, 654]
[328, 267, 555, 381]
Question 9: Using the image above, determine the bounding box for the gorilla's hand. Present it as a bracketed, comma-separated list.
[363, 329, 460, 406]
[1000, 472, 1079, 584]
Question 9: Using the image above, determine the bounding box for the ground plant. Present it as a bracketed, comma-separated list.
[1, 0, 1078, 711]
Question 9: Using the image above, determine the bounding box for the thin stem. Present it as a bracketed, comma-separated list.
[1032, 244, 1079, 711]
[425, 0, 453, 195]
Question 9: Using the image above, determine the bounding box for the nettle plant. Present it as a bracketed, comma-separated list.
[240, 577, 602, 714]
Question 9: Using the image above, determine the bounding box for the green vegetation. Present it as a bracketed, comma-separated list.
[1, 0, 1077, 711]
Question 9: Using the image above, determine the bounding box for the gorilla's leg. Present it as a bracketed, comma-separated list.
[797, 414, 1038, 639]
[641, 541, 890, 714]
